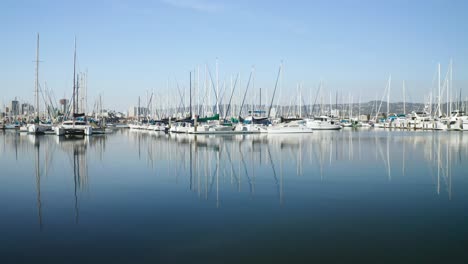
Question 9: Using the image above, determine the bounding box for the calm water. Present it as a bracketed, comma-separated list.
[1, 129, 467, 263]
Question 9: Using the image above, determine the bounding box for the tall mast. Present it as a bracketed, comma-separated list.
[252, 66, 255, 115]
[450, 59, 453, 114]
[357, 92, 360, 118]
[299, 84, 302, 117]
[216, 58, 219, 115]
[72, 37, 77, 116]
[85, 70, 88, 115]
[238, 68, 253, 118]
[267, 62, 282, 118]
[335, 91, 338, 117]
[387, 75, 391, 116]
[35, 33, 40, 121]
[100, 94, 103, 120]
[189, 71, 192, 118]
[138, 96, 140, 122]
[197, 65, 200, 116]
[438, 63, 441, 117]
[259, 87, 261, 115]
[76, 75, 79, 114]
[146, 90, 149, 121]
[403, 80, 406, 114]
[447, 62, 449, 115]
[459, 89, 462, 111]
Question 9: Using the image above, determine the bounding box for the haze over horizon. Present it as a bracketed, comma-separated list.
[1, 0, 467, 112]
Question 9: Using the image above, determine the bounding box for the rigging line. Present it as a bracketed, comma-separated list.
[239, 69, 253, 117]
[206, 64, 219, 110]
[224, 73, 240, 120]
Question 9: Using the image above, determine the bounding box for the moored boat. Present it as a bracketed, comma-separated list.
[305, 116, 342, 130]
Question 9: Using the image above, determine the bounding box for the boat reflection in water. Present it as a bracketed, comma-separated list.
[128, 129, 467, 205]
[1, 130, 467, 263]
[7, 134, 103, 230]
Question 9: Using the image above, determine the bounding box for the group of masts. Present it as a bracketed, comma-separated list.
[2, 34, 467, 134]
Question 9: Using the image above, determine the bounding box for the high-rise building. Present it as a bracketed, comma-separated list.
[10, 100, 19, 116]
[21, 103, 34, 115]
[59, 99, 69, 114]
[128, 107, 148, 118]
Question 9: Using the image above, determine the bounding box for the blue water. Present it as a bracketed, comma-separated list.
[0, 129, 467, 263]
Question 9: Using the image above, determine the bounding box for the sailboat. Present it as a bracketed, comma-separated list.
[187, 61, 236, 134]
[373, 76, 392, 128]
[56, 37, 92, 136]
[28, 34, 52, 134]
[230, 68, 267, 133]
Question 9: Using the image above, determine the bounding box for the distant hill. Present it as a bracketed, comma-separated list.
[143, 100, 468, 119]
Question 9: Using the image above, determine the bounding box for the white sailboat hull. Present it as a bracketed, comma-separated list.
[305, 120, 342, 130]
[267, 125, 313, 134]
[233, 124, 266, 133]
[190, 124, 235, 134]
[28, 124, 51, 134]
[4, 124, 19, 129]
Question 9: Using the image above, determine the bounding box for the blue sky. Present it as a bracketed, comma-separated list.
[1, 0, 467, 111]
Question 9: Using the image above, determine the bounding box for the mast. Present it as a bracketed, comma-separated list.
[197, 65, 200, 116]
[252, 66, 255, 116]
[189, 71, 192, 118]
[205, 64, 208, 116]
[35, 33, 40, 122]
[447, 63, 449, 115]
[100, 94, 103, 125]
[403, 80, 406, 114]
[138, 96, 140, 122]
[358, 93, 361, 119]
[259, 87, 261, 115]
[76, 76, 79, 114]
[224, 73, 239, 120]
[72, 37, 77, 117]
[459, 89, 462, 111]
[146, 90, 148, 121]
[216, 58, 219, 116]
[387, 75, 391, 116]
[238, 68, 253, 118]
[450, 59, 453, 114]
[299, 84, 302, 117]
[267, 62, 282, 118]
[335, 91, 338, 117]
[438, 63, 441, 117]
[85, 70, 88, 115]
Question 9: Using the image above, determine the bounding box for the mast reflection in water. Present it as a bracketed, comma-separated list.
[0, 129, 467, 263]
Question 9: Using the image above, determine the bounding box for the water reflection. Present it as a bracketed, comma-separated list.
[125, 129, 467, 205]
[0, 130, 466, 213]
[1, 129, 468, 262]
[0, 134, 107, 230]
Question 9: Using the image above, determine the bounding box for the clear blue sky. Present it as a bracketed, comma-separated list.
[1, 0, 467, 111]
